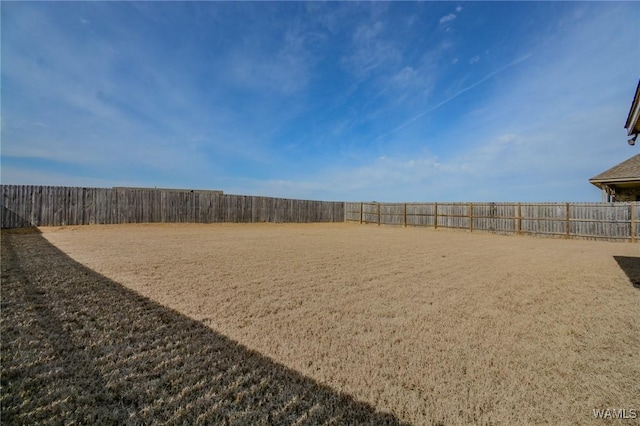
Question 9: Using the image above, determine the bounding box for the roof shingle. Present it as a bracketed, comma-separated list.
[589, 154, 640, 183]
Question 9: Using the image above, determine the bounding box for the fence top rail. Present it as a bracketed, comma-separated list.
[225, 193, 344, 204]
[1, 185, 226, 194]
[350, 201, 640, 206]
[2, 184, 105, 191]
[114, 187, 223, 194]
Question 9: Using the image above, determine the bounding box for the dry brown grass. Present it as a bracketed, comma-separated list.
[1, 228, 402, 425]
[5, 223, 640, 424]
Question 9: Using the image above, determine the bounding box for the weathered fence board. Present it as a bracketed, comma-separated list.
[345, 201, 639, 242]
[1, 185, 345, 228]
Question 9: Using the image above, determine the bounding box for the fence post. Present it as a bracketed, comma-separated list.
[360, 202, 363, 224]
[631, 203, 636, 243]
[377, 203, 381, 226]
[404, 203, 407, 227]
[517, 203, 522, 236]
[566, 203, 570, 238]
[469, 202, 473, 232]
[434, 202, 438, 229]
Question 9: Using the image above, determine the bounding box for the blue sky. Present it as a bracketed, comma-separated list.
[1, 1, 639, 202]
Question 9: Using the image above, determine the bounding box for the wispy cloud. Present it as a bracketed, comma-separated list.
[226, 26, 314, 96]
[357, 4, 638, 201]
[342, 20, 402, 79]
[2, 2, 638, 202]
[376, 54, 533, 141]
[439, 5, 462, 26]
[1, 2, 289, 181]
[439, 13, 456, 24]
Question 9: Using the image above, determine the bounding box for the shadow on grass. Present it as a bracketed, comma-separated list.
[1, 229, 405, 425]
[1, 206, 36, 229]
[614, 256, 640, 289]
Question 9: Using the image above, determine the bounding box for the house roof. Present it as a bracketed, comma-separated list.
[625, 79, 640, 136]
[589, 153, 640, 187]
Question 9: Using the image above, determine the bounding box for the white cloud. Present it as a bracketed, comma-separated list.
[3, 2, 637, 204]
[388, 57, 439, 100]
[439, 13, 456, 24]
[376, 54, 532, 141]
[1, 2, 290, 184]
[226, 148, 475, 202]
[438, 6, 637, 200]
[343, 21, 402, 79]
[440, 6, 463, 30]
[225, 27, 314, 96]
[305, 5, 638, 203]
[354, 20, 384, 42]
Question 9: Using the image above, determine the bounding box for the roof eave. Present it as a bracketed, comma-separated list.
[589, 178, 640, 192]
[589, 177, 640, 184]
[624, 79, 640, 135]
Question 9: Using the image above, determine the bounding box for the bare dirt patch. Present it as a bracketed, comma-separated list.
[17, 223, 640, 424]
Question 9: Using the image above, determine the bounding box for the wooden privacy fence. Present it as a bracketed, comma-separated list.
[4, 185, 638, 242]
[346, 201, 640, 242]
[1, 185, 344, 228]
